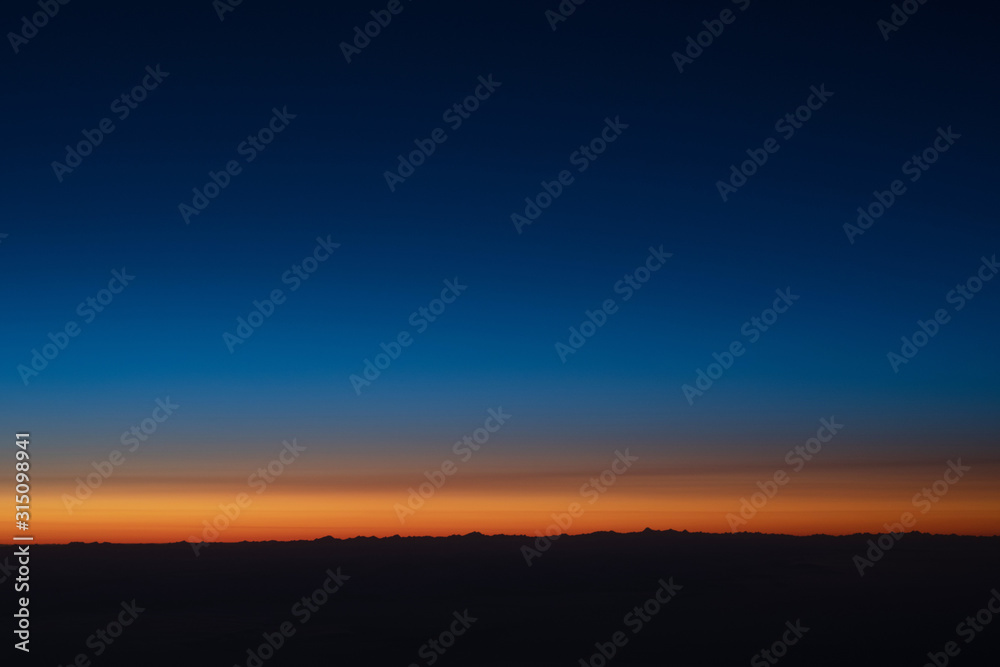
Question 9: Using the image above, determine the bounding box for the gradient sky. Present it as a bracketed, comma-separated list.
[2, 0, 998, 543]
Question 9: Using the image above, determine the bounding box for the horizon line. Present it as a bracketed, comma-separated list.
[14, 526, 1000, 546]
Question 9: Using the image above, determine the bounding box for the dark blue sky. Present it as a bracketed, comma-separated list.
[2, 0, 998, 478]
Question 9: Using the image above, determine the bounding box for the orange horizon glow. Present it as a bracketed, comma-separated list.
[16, 461, 1000, 544]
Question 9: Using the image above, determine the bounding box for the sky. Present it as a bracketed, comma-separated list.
[2, 0, 998, 543]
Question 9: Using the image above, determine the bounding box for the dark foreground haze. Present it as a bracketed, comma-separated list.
[22, 530, 1000, 666]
